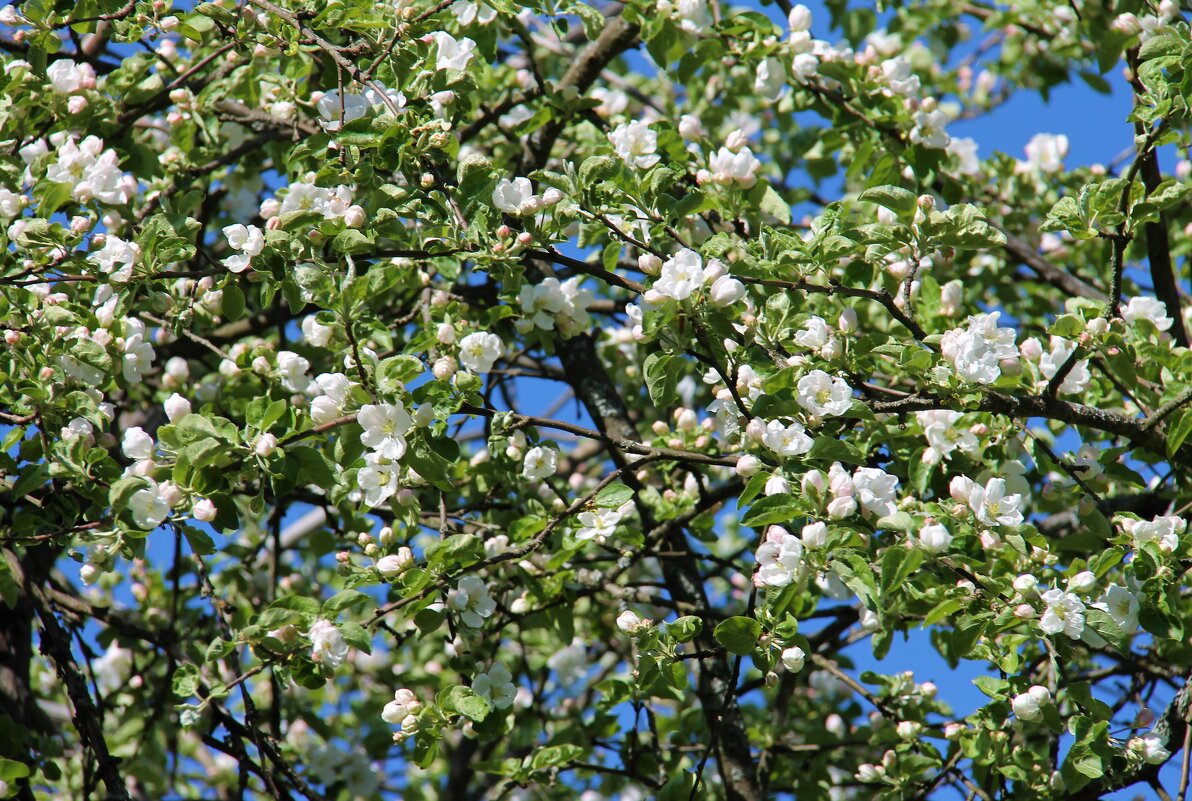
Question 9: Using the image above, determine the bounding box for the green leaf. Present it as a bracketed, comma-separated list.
[807, 437, 867, 465]
[643, 352, 680, 409]
[880, 546, 924, 597]
[594, 482, 633, 508]
[172, 663, 200, 698]
[740, 494, 799, 528]
[0, 758, 31, 782]
[658, 771, 696, 801]
[1166, 408, 1192, 457]
[757, 184, 792, 224]
[438, 685, 490, 722]
[323, 589, 370, 614]
[221, 283, 246, 321]
[668, 615, 703, 643]
[713, 616, 761, 655]
[858, 185, 917, 216]
[529, 744, 584, 770]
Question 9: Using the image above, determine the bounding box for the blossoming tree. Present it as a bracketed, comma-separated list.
[2, 0, 1192, 799]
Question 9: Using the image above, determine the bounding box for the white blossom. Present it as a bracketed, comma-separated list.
[918, 522, 952, 553]
[164, 393, 191, 423]
[940, 311, 1018, 385]
[1024, 133, 1068, 173]
[359, 402, 413, 461]
[129, 479, 169, 530]
[448, 575, 496, 628]
[795, 370, 852, 417]
[88, 236, 139, 283]
[492, 177, 538, 215]
[431, 31, 476, 72]
[458, 331, 504, 372]
[1037, 336, 1090, 394]
[881, 57, 920, 95]
[1123, 296, 1173, 332]
[1011, 685, 1051, 721]
[853, 467, 899, 517]
[576, 508, 620, 541]
[755, 525, 805, 587]
[357, 451, 400, 507]
[708, 146, 762, 188]
[1094, 585, 1140, 633]
[781, 646, 806, 672]
[967, 477, 1024, 527]
[762, 419, 813, 457]
[522, 446, 557, 480]
[221, 224, 264, 273]
[609, 121, 660, 170]
[473, 663, 517, 709]
[276, 350, 311, 393]
[122, 427, 154, 460]
[1126, 514, 1185, 553]
[1039, 588, 1085, 638]
[309, 620, 349, 668]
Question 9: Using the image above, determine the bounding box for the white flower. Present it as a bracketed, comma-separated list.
[795, 370, 852, 417]
[358, 402, 413, 460]
[755, 525, 805, 587]
[45, 136, 136, 205]
[164, 393, 191, 423]
[301, 315, 334, 347]
[309, 619, 349, 668]
[916, 410, 977, 459]
[794, 316, 831, 350]
[1024, 133, 1068, 173]
[918, 522, 952, 553]
[47, 59, 89, 94]
[853, 467, 899, 517]
[609, 121, 660, 170]
[492, 177, 538, 215]
[1037, 336, 1090, 394]
[616, 610, 645, 632]
[61, 417, 93, 441]
[92, 642, 133, 694]
[357, 451, 400, 507]
[254, 433, 278, 457]
[88, 236, 139, 283]
[709, 274, 747, 306]
[1130, 733, 1171, 765]
[591, 87, 629, 118]
[576, 508, 621, 541]
[708, 146, 762, 188]
[431, 31, 476, 72]
[1094, 585, 1140, 633]
[458, 331, 504, 372]
[664, 0, 711, 33]
[791, 52, 819, 83]
[451, 1, 497, 25]
[382, 688, 422, 724]
[801, 521, 828, 549]
[755, 57, 786, 99]
[122, 321, 156, 384]
[948, 137, 981, 176]
[473, 663, 517, 709]
[1011, 685, 1051, 721]
[788, 4, 812, 32]
[1127, 514, 1185, 553]
[276, 350, 311, 393]
[940, 311, 1018, 385]
[0, 187, 25, 219]
[781, 646, 806, 672]
[122, 426, 154, 460]
[881, 57, 920, 95]
[222, 223, 264, 273]
[192, 498, 217, 522]
[653, 248, 709, 301]
[547, 638, 587, 686]
[1122, 296, 1173, 332]
[522, 446, 557, 480]
[1039, 588, 1086, 639]
[968, 477, 1023, 527]
[129, 479, 169, 530]
[447, 575, 496, 628]
[910, 108, 950, 149]
[762, 419, 813, 457]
